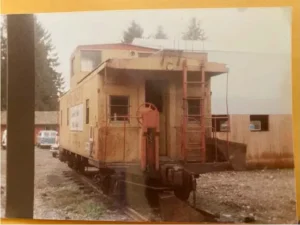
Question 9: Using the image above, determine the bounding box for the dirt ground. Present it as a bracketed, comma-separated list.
[1, 149, 130, 221]
[194, 169, 297, 224]
[1, 148, 298, 223]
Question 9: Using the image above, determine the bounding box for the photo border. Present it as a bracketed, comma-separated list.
[1, 0, 299, 223]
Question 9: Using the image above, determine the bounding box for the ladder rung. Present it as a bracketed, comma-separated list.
[184, 115, 202, 117]
[185, 130, 204, 133]
[186, 159, 205, 162]
[185, 81, 205, 84]
[186, 147, 205, 150]
[183, 97, 204, 100]
[185, 128, 203, 130]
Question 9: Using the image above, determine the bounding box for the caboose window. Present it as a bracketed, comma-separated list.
[249, 115, 269, 131]
[187, 98, 201, 122]
[212, 115, 230, 132]
[109, 95, 129, 122]
[86, 99, 90, 124]
[80, 50, 102, 72]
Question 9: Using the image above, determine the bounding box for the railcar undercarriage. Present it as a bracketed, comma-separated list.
[58, 133, 247, 204]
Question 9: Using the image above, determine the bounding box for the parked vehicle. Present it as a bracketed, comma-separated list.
[1, 129, 7, 150]
[50, 135, 59, 158]
[36, 130, 58, 149]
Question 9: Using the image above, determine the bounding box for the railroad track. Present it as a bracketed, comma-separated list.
[54, 153, 252, 223]
[61, 168, 227, 223]
[62, 170, 148, 222]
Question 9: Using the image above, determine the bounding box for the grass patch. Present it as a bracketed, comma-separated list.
[47, 185, 105, 219]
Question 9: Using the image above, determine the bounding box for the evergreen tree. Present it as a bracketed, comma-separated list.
[34, 16, 64, 111]
[182, 17, 207, 41]
[0, 15, 64, 111]
[122, 20, 144, 44]
[154, 25, 168, 39]
[1, 16, 7, 111]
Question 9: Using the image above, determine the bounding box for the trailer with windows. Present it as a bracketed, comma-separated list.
[58, 43, 247, 201]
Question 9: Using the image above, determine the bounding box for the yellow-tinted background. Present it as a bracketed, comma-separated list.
[0, 0, 299, 223]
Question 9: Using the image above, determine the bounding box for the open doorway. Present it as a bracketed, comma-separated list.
[145, 79, 168, 156]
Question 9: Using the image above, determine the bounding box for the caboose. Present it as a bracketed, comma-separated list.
[58, 43, 247, 201]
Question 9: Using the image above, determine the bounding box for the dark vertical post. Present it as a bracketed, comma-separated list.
[200, 63, 206, 162]
[182, 60, 187, 162]
[5, 14, 35, 219]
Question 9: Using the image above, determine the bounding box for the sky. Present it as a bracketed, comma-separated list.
[35, 7, 292, 114]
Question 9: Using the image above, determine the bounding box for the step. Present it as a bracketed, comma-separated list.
[186, 156, 204, 162]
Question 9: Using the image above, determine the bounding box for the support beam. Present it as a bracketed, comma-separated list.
[200, 63, 206, 162]
[5, 14, 35, 219]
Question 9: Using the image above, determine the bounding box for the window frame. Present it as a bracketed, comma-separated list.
[80, 50, 102, 72]
[187, 98, 201, 123]
[109, 95, 130, 123]
[249, 114, 269, 132]
[211, 115, 230, 132]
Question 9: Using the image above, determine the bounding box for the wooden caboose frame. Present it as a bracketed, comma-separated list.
[59, 47, 246, 179]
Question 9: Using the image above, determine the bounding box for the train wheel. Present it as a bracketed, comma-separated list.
[67, 160, 73, 168]
[101, 176, 111, 195]
[144, 178, 160, 206]
[145, 187, 159, 207]
[174, 187, 191, 201]
[67, 154, 74, 168]
[174, 172, 194, 201]
[71, 155, 78, 170]
[77, 163, 85, 174]
[73, 158, 80, 171]
[58, 151, 65, 162]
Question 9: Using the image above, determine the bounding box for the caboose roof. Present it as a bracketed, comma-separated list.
[104, 57, 228, 76]
[77, 50, 228, 85]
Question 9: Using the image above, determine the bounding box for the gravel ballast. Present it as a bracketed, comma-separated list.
[1, 149, 298, 223]
[193, 169, 297, 224]
[1, 149, 130, 221]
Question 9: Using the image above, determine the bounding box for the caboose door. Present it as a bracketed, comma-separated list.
[159, 81, 169, 156]
[145, 79, 169, 156]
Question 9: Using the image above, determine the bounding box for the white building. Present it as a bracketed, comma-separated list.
[132, 38, 292, 115]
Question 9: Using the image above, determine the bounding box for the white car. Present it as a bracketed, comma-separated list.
[1, 129, 7, 150]
[36, 130, 58, 148]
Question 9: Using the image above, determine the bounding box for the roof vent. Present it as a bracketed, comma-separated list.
[130, 50, 136, 57]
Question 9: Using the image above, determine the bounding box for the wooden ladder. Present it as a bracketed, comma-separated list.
[181, 60, 206, 163]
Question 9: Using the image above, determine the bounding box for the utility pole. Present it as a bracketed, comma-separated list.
[5, 14, 35, 219]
